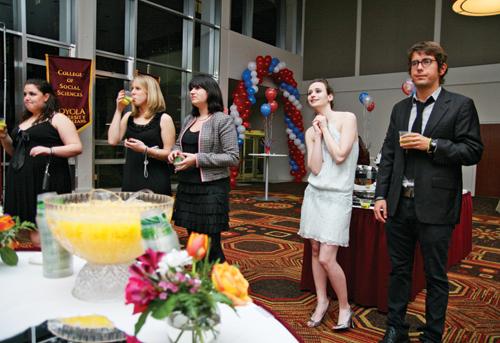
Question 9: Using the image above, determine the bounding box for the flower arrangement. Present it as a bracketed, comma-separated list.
[125, 232, 252, 342]
[0, 207, 36, 266]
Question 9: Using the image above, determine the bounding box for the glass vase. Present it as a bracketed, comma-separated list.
[166, 309, 220, 343]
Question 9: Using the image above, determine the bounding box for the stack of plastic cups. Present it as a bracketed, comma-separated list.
[140, 208, 180, 253]
[36, 192, 73, 278]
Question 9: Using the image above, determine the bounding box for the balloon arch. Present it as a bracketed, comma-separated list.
[228, 55, 307, 187]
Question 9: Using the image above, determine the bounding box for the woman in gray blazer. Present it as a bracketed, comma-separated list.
[168, 74, 239, 262]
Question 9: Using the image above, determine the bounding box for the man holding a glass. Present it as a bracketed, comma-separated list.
[373, 41, 483, 343]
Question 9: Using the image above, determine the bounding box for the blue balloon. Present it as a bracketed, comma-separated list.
[244, 80, 252, 88]
[280, 82, 287, 89]
[284, 116, 291, 124]
[260, 103, 271, 117]
[238, 138, 244, 146]
[242, 69, 251, 79]
[247, 87, 255, 95]
[359, 92, 369, 104]
[271, 57, 280, 66]
[249, 95, 256, 104]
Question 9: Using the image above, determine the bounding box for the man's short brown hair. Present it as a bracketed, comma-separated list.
[407, 41, 448, 84]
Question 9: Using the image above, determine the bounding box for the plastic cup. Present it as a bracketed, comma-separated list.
[173, 155, 184, 165]
[0, 118, 6, 130]
[399, 130, 410, 146]
[121, 91, 132, 106]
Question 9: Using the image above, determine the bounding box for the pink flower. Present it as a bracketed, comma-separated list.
[126, 334, 142, 343]
[125, 277, 158, 314]
[137, 248, 165, 274]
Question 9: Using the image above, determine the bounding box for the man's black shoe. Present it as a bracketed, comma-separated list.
[379, 326, 410, 343]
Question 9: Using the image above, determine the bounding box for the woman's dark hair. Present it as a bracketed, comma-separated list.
[188, 74, 224, 116]
[22, 79, 59, 123]
[309, 79, 335, 109]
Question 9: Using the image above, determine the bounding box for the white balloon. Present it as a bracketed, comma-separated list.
[283, 91, 290, 98]
[294, 138, 301, 146]
[273, 66, 280, 73]
[234, 117, 242, 125]
[362, 95, 373, 106]
[239, 133, 245, 139]
[289, 95, 296, 102]
[250, 70, 257, 77]
[296, 103, 303, 110]
[289, 133, 296, 140]
[285, 128, 292, 134]
[248, 61, 257, 71]
[299, 143, 305, 150]
[230, 104, 237, 112]
[280, 62, 286, 68]
[251, 77, 259, 85]
[237, 125, 246, 133]
[252, 85, 258, 93]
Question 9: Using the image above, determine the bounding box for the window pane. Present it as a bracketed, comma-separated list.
[96, 56, 127, 74]
[94, 77, 129, 140]
[28, 41, 69, 60]
[195, 0, 220, 25]
[0, 0, 15, 30]
[137, 3, 183, 68]
[26, 64, 46, 80]
[96, 0, 125, 54]
[95, 144, 125, 160]
[441, 3, 500, 67]
[252, 0, 278, 46]
[95, 164, 123, 189]
[145, 0, 183, 13]
[360, 0, 434, 75]
[193, 23, 219, 74]
[303, 0, 356, 79]
[136, 62, 183, 130]
[230, 0, 243, 33]
[1, 33, 16, 131]
[26, 0, 61, 40]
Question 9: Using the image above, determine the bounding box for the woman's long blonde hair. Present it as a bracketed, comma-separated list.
[130, 74, 166, 119]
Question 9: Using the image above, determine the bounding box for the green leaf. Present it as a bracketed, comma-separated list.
[152, 295, 178, 319]
[212, 292, 233, 306]
[134, 307, 152, 335]
[0, 247, 18, 266]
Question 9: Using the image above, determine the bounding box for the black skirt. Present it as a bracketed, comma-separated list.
[173, 177, 230, 234]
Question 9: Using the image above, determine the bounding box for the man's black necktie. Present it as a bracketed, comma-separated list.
[404, 97, 435, 180]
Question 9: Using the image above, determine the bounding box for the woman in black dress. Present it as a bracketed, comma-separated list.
[108, 74, 175, 195]
[168, 74, 239, 262]
[0, 79, 82, 244]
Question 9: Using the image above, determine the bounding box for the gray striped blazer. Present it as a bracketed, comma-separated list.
[174, 111, 239, 182]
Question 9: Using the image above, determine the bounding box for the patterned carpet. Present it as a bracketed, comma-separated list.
[175, 183, 499, 343]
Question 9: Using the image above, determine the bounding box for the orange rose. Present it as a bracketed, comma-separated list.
[0, 215, 15, 232]
[212, 262, 252, 306]
[186, 232, 209, 261]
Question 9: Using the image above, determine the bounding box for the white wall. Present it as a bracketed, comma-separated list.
[299, 63, 500, 194]
[219, 2, 304, 183]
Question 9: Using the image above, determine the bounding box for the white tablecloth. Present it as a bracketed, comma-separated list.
[0, 252, 298, 342]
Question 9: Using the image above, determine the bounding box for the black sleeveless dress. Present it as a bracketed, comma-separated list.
[122, 113, 172, 195]
[5, 121, 72, 224]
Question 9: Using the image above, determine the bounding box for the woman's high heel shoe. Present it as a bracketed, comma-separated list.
[332, 309, 354, 331]
[306, 302, 329, 328]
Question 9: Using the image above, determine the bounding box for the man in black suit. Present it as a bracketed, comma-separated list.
[374, 41, 483, 343]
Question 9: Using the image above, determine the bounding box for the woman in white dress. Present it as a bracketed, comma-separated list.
[298, 79, 359, 331]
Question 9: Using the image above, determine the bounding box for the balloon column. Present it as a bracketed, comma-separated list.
[358, 92, 376, 150]
[228, 55, 306, 187]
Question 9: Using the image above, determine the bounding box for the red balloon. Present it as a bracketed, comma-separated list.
[367, 101, 376, 112]
[269, 100, 278, 113]
[243, 121, 251, 129]
[265, 88, 278, 101]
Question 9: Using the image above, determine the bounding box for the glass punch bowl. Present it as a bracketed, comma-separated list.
[45, 190, 174, 301]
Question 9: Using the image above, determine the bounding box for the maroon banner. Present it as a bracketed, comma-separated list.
[45, 55, 93, 131]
